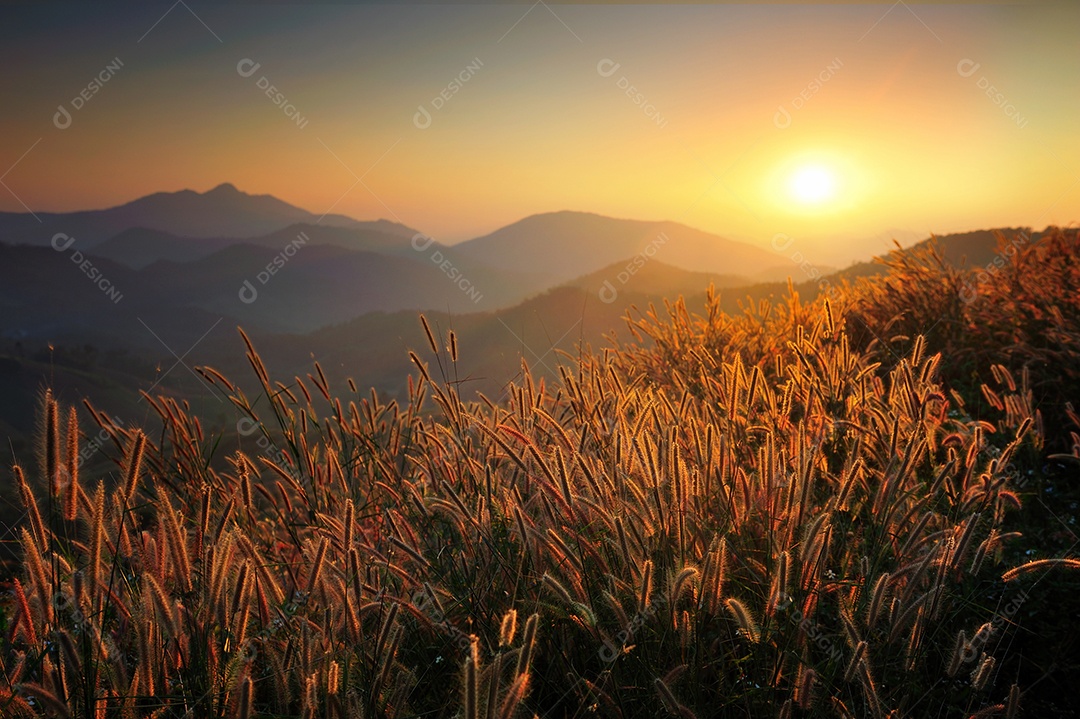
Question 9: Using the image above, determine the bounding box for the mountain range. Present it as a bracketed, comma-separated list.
[0, 183, 1040, 450]
[0, 182, 409, 248]
[0, 184, 805, 337]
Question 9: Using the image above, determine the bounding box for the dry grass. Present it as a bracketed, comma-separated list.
[4, 229, 1079, 718]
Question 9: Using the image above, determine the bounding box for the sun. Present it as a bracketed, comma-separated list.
[789, 165, 836, 205]
[760, 152, 861, 218]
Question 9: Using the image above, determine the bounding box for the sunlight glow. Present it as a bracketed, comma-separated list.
[789, 165, 836, 206]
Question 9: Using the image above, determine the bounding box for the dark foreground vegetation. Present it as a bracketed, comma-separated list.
[2, 229, 1079, 718]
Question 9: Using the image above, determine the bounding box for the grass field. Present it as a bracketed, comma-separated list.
[2, 228, 1079, 718]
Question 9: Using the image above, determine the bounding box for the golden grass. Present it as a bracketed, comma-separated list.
[4, 228, 1079, 717]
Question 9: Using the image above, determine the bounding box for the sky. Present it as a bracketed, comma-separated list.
[1, 1, 1078, 264]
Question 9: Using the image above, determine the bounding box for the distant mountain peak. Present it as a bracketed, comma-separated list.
[455, 210, 784, 285]
[205, 182, 241, 195]
[0, 182, 422, 247]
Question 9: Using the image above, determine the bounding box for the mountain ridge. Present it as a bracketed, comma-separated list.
[453, 210, 794, 288]
[0, 183, 418, 248]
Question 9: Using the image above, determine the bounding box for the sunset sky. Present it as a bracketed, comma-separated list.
[2, 2, 1078, 263]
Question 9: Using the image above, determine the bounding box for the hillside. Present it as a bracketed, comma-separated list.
[89, 223, 415, 270]
[0, 184, 1041, 345]
[0, 225, 1057, 449]
[3, 227, 1078, 718]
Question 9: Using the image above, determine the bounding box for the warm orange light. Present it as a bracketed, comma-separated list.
[789, 165, 836, 206]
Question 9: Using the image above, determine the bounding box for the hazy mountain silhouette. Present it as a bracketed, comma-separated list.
[454, 211, 793, 287]
[0, 213, 1049, 455]
[0, 183, 416, 248]
[0, 182, 1041, 345]
[93, 223, 427, 269]
[818, 227, 1038, 285]
[252, 226, 1039, 399]
[141, 242, 492, 333]
[88, 228, 215, 268]
[0, 243, 238, 352]
[561, 258, 754, 300]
